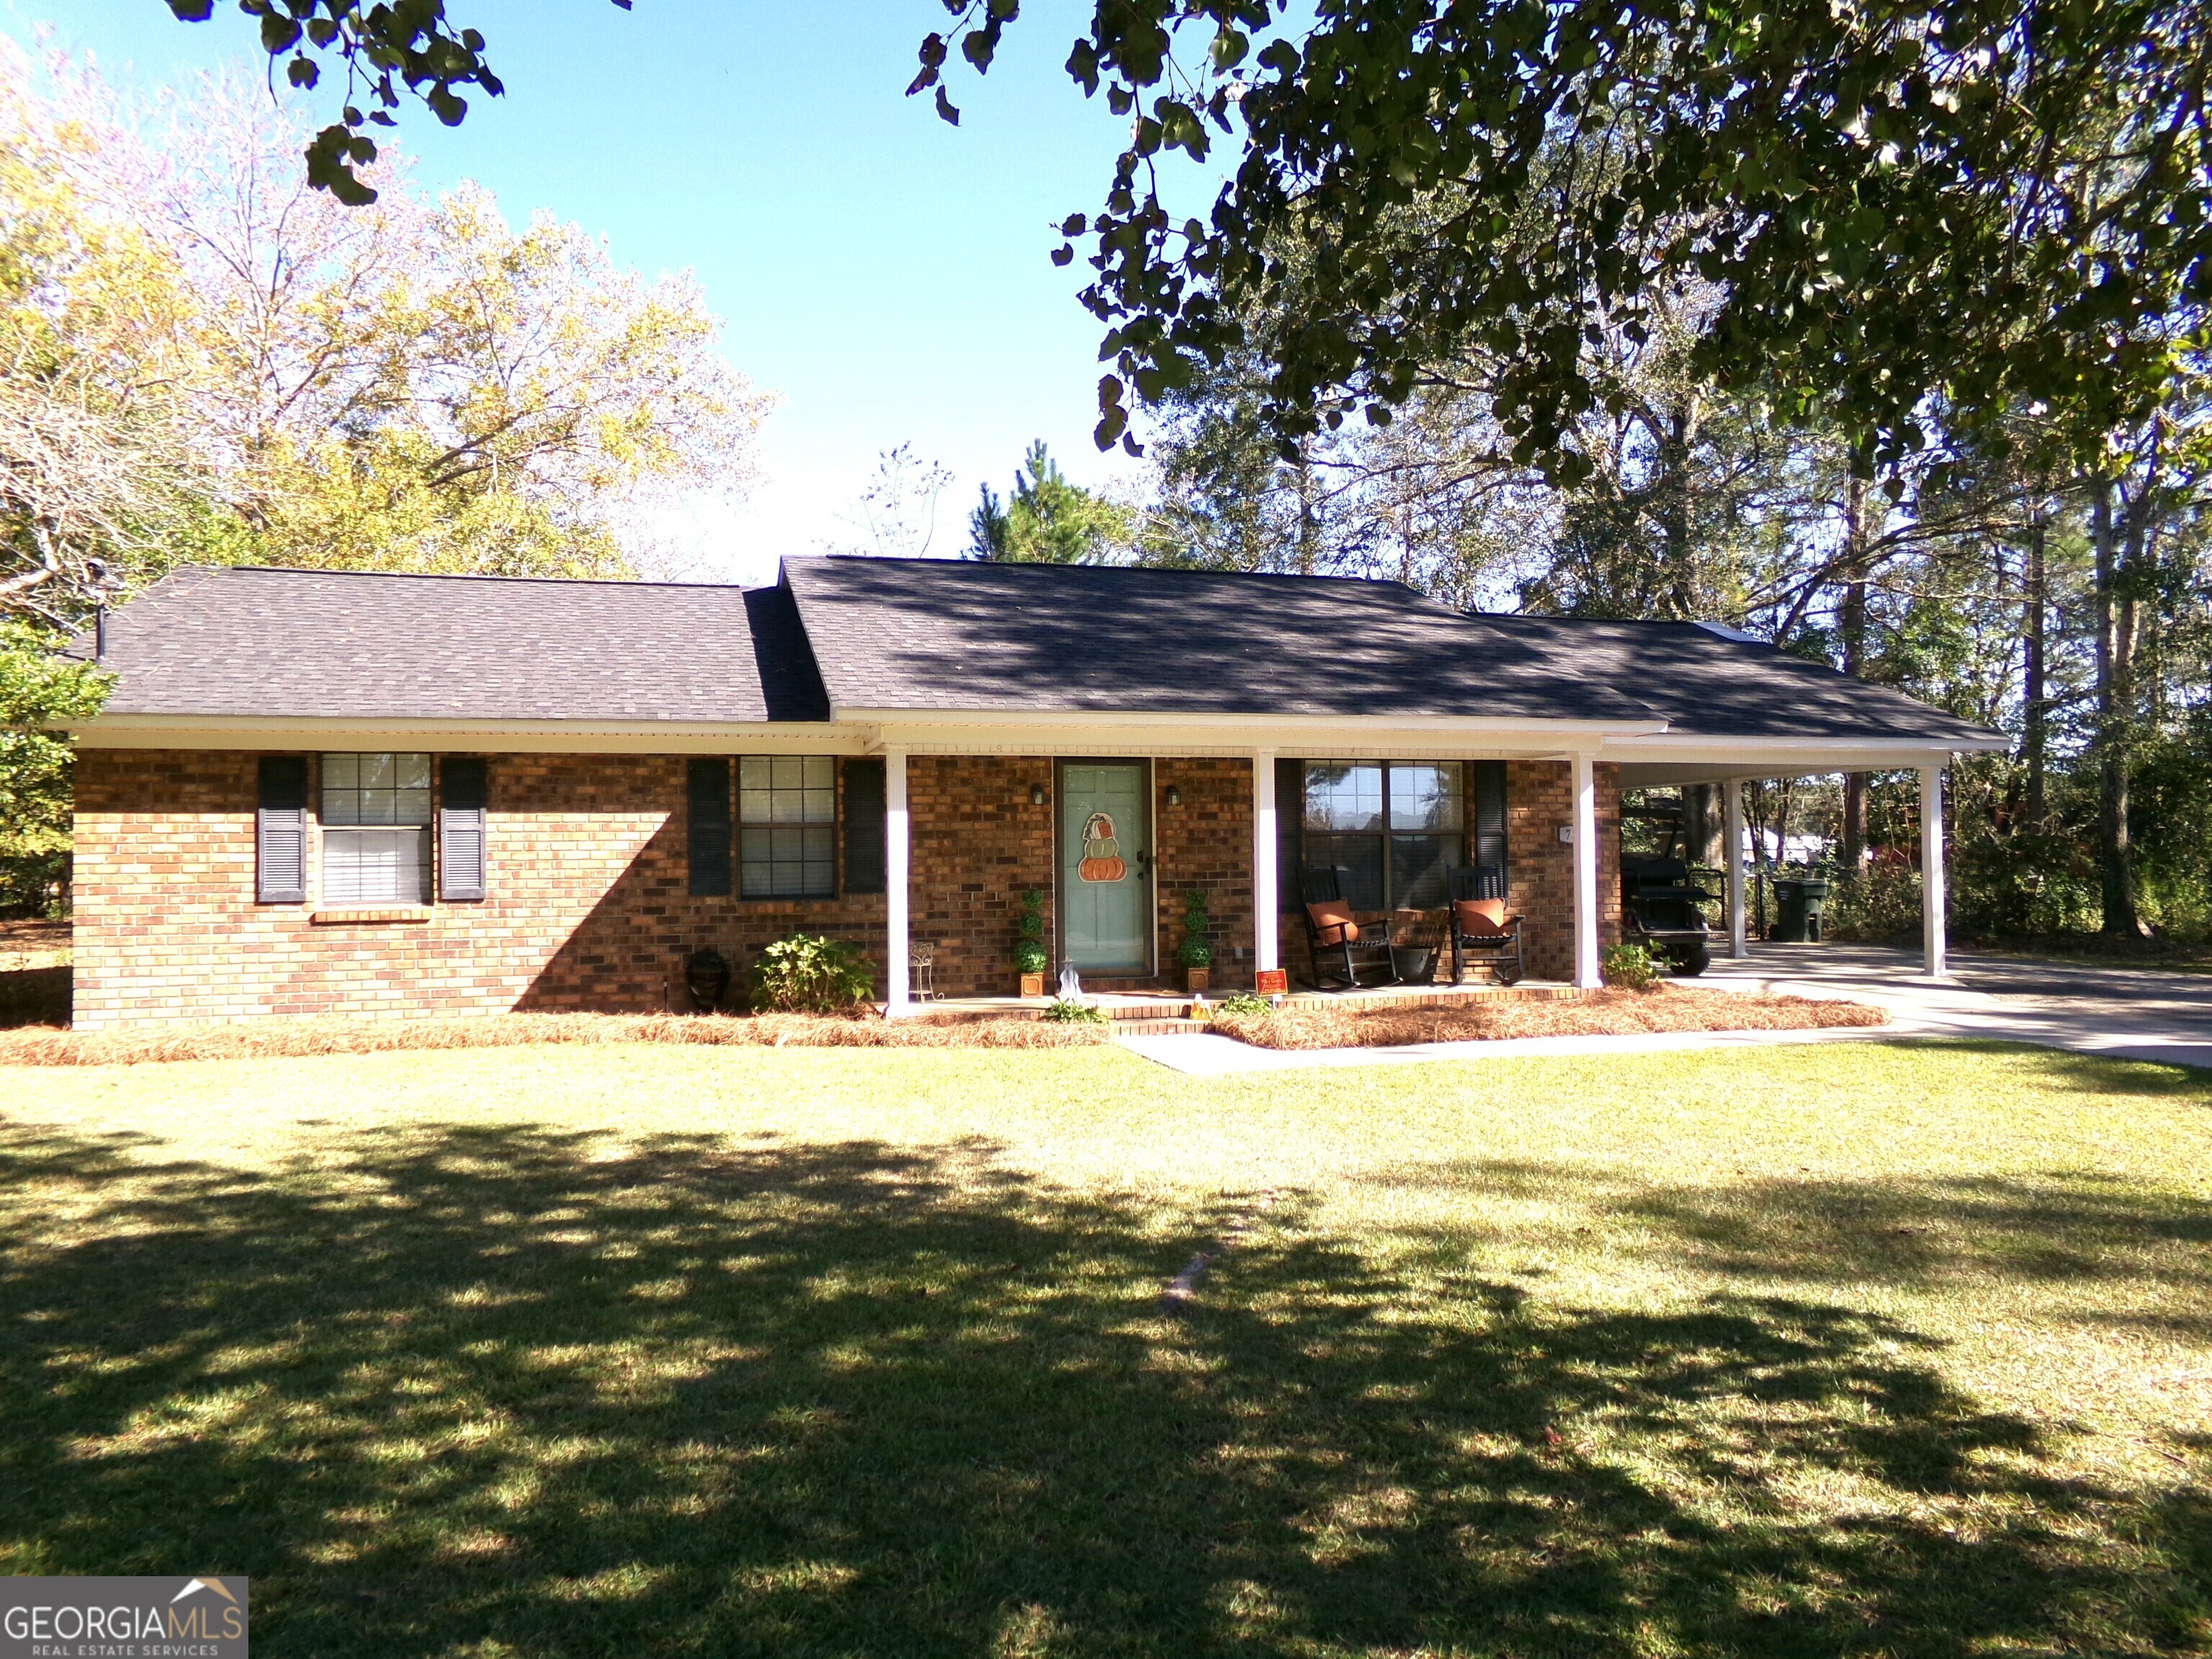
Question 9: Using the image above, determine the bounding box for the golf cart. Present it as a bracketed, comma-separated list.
[1619, 797, 1719, 976]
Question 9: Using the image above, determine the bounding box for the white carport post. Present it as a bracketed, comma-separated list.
[1723, 781, 1748, 959]
[885, 746, 912, 1015]
[1920, 761, 1948, 977]
[1571, 754, 1602, 989]
[1253, 752, 1279, 983]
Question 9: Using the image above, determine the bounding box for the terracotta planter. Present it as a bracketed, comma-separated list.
[1184, 968, 1210, 993]
[1018, 972, 1045, 999]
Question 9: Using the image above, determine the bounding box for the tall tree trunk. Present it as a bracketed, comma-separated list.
[1295, 445, 1318, 577]
[2023, 500, 2049, 830]
[2091, 476, 2146, 936]
[1682, 783, 1720, 869]
[1838, 471, 1872, 869]
[1750, 782, 1773, 939]
[1658, 397, 1701, 619]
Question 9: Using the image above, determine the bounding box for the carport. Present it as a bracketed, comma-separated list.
[1470, 616, 2015, 979]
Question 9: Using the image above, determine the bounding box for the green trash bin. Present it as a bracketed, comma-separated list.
[1772, 877, 1833, 943]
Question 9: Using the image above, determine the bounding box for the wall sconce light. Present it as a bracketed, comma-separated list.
[1164, 785, 1182, 807]
[1029, 783, 1047, 806]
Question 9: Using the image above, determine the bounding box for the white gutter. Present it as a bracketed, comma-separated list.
[67, 713, 877, 755]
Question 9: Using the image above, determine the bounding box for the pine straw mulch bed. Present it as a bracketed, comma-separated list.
[0, 1010, 1107, 1067]
[1210, 984, 1889, 1050]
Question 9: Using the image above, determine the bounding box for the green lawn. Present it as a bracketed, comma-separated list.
[2, 1040, 2207, 1658]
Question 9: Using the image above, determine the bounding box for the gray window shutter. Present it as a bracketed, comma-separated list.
[688, 758, 732, 897]
[440, 757, 489, 902]
[1473, 760, 1509, 897]
[842, 758, 886, 894]
[1275, 757, 1303, 912]
[256, 755, 309, 904]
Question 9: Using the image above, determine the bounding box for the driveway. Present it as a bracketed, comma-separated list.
[1123, 942, 2212, 1075]
[1703, 942, 2212, 1071]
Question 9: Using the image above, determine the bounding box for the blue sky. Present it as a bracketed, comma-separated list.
[17, 0, 1188, 583]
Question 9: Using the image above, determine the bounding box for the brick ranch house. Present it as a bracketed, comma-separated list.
[58, 558, 2003, 1029]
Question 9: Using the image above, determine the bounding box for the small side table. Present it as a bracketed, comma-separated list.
[909, 941, 937, 1002]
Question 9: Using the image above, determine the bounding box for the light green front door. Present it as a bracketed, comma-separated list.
[1061, 763, 1150, 974]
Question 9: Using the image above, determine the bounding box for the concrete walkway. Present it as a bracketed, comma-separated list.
[1119, 943, 2212, 1075]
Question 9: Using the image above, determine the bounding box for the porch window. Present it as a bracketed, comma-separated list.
[739, 755, 837, 897]
[1300, 760, 1465, 910]
[321, 752, 432, 905]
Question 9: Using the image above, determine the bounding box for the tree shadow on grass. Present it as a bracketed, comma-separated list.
[1892, 1037, 2212, 1097]
[1, 1122, 2204, 1658]
[1384, 1154, 2212, 1302]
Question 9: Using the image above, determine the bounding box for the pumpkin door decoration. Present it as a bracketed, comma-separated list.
[1076, 812, 1128, 883]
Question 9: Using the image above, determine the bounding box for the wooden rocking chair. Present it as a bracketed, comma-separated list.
[1298, 866, 1400, 990]
[1448, 864, 1524, 984]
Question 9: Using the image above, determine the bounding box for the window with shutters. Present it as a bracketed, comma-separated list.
[738, 755, 836, 897]
[1297, 760, 1468, 911]
[321, 752, 433, 905]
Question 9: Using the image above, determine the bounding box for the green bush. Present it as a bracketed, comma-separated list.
[1040, 997, 1109, 1025]
[751, 932, 876, 1013]
[1174, 889, 1213, 968]
[1599, 942, 1665, 991]
[1822, 867, 1925, 943]
[1217, 990, 1273, 1015]
[1012, 889, 1049, 974]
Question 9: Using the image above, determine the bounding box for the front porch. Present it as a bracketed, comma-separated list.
[880, 750, 1623, 1015]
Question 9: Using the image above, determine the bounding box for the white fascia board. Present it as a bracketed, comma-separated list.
[845, 706, 1665, 758]
[66, 713, 876, 755]
[1599, 731, 2006, 776]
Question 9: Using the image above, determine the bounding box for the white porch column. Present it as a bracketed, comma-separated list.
[1252, 752, 1279, 979]
[1571, 754, 1601, 989]
[1920, 762, 1948, 977]
[1724, 781, 1748, 959]
[885, 747, 911, 1015]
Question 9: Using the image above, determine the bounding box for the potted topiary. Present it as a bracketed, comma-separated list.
[1175, 889, 1213, 992]
[1014, 888, 1048, 997]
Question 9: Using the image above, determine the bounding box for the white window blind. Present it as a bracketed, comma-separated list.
[321, 752, 432, 905]
[738, 755, 837, 897]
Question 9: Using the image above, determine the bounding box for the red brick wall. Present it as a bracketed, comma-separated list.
[71, 748, 1622, 1026]
[1503, 759, 1624, 980]
[71, 750, 896, 1027]
[1154, 759, 1256, 986]
[906, 755, 1056, 997]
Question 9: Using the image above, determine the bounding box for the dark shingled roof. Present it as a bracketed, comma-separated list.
[1465, 615, 1999, 745]
[782, 556, 1658, 721]
[73, 565, 829, 724]
[75, 558, 2000, 747]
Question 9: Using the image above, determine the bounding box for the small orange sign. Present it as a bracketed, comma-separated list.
[1255, 969, 1287, 996]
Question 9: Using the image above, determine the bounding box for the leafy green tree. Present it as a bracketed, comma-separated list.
[0, 52, 770, 912]
[966, 442, 1132, 565]
[177, 0, 2212, 483]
